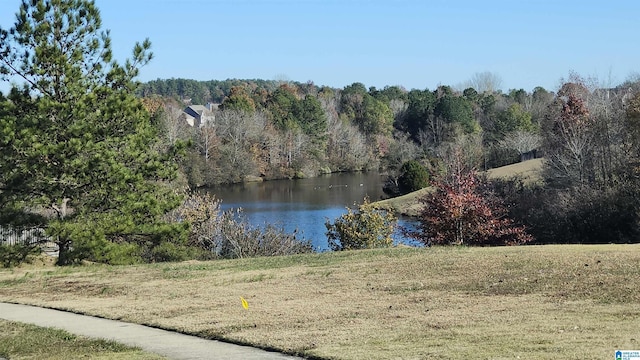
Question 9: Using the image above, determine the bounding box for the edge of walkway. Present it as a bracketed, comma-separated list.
[0, 302, 304, 360]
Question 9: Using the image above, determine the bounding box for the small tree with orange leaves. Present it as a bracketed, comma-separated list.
[409, 151, 532, 246]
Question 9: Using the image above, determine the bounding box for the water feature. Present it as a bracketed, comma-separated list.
[206, 172, 420, 251]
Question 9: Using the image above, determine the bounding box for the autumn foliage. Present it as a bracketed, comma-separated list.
[411, 155, 532, 246]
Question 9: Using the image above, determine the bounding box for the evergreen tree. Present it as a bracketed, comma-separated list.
[398, 160, 429, 194]
[299, 95, 327, 141]
[266, 85, 300, 130]
[494, 103, 535, 138]
[220, 86, 256, 113]
[434, 92, 478, 134]
[401, 89, 437, 140]
[0, 0, 186, 265]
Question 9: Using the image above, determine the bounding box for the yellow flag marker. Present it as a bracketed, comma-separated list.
[240, 296, 249, 310]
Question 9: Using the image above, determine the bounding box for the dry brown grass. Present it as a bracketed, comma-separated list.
[485, 158, 544, 183]
[0, 244, 638, 359]
[374, 187, 433, 217]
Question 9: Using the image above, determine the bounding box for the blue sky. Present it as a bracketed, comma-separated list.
[1, 0, 638, 93]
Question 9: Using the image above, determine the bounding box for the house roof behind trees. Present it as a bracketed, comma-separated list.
[183, 104, 216, 127]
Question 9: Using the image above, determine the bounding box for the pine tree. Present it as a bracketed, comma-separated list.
[0, 0, 186, 265]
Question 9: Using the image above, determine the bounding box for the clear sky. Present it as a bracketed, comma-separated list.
[1, 0, 638, 93]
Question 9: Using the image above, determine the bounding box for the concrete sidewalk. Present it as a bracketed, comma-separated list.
[0, 302, 302, 360]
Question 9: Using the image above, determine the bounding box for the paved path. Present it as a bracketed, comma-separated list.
[0, 302, 302, 360]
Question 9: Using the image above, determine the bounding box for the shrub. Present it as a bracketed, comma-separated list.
[398, 160, 429, 194]
[90, 241, 142, 265]
[148, 241, 195, 262]
[524, 185, 637, 244]
[325, 197, 397, 251]
[166, 191, 313, 259]
[0, 244, 41, 268]
[490, 175, 640, 245]
[165, 191, 221, 253]
[215, 210, 314, 259]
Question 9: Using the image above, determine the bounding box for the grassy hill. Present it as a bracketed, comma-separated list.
[485, 157, 544, 182]
[0, 243, 638, 359]
[375, 158, 544, 216]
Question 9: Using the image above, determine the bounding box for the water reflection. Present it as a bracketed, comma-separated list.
[207, 172, 420, 251]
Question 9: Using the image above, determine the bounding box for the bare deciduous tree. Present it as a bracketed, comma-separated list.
[437, 133, 485, 173]
[389, 98, 408, 122]
[195, 122, 218, 163]
[162, 103, 191, 145]
[215, 110, 266, 181]
[500, 131, 542, 161]
[326, 117, 372, 171]
[464, 71, 503, 94]
[320, 92, 374, 171]
[417, 115, 448, 151]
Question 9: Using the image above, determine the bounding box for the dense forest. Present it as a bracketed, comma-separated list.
[138, 77, 544, 186]
[137, 75, 636, 185]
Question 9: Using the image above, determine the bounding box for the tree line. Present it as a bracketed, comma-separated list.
[141, 77, 564, 189]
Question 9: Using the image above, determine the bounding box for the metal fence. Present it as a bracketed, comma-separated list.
[0, 226, 49, 246]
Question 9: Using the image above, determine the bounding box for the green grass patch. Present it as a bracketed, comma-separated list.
[0, 272, 33, 288]
[0, 319, 166, 360]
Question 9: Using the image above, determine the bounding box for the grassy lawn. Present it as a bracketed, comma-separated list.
[0, 319, 166, 360]
[485, 158, 544, 183]
[0, 244, 638, 359]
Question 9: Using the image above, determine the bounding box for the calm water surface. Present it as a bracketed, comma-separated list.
[207, 172, 419, 251]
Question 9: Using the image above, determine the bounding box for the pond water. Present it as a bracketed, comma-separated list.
[206, 172, 420, 251]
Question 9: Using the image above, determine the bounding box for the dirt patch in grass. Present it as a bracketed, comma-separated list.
[0, 245, 638, 359]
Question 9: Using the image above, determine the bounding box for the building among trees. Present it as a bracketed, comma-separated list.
[183, 104, 217, 127]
